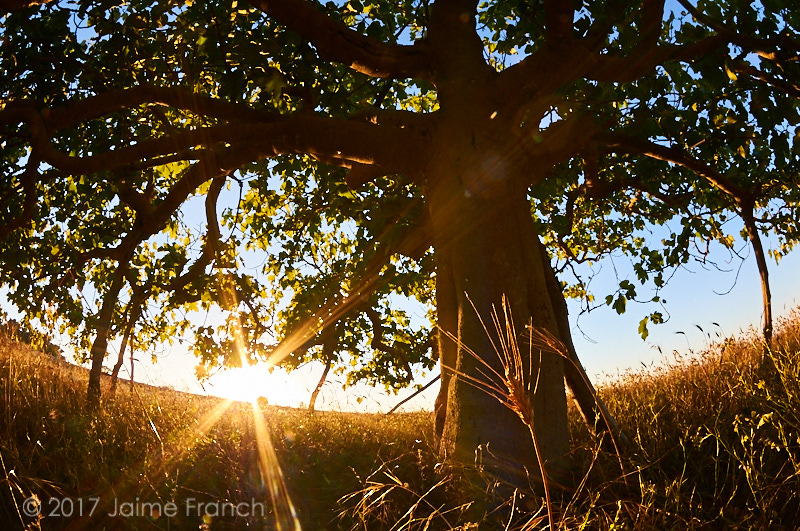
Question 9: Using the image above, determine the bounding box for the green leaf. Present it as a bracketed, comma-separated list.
[613, 295, 627, 315]
[724, 63, 738, 82]
[638, 316, 649, 340]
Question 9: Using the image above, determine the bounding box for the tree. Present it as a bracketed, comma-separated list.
[1, 0, 799, 491]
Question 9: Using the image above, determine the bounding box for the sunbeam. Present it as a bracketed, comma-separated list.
[251, 403, 302, 530]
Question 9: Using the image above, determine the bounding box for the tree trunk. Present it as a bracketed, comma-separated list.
[429, 167, 570, 489]
[742, 209, 772, 347]
[109, 293, 142, 398]
[108, 322, 130, 398]
[538, 241, 628, 451]
[86, 263, 126, 409]
[434, 245, 458, 443]
[308, 336, 335, 413]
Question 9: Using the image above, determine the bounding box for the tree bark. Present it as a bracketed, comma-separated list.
[86, 263, 127, 409]
[308, 335, 335, 413]
[434, 246, 458, 442]
[429, 165, 571, 489]
[742, 208, 773, 347]
[109, 292, 143, 397]
[538, 240, 628, 450]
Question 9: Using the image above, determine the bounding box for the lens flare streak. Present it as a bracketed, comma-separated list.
[251, 403, 302, 530]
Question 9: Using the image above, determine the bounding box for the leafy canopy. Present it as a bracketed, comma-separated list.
[1, 0, 798, 392]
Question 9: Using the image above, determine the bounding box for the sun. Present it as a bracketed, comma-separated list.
[203, 362, 308, 407]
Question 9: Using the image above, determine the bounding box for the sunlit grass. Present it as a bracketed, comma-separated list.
[0, 336, 432, 529]
[338, 307, 800, 529]
[2, 307, 800, 529]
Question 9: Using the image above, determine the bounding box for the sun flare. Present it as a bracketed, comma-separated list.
[204, 363, 307, 407]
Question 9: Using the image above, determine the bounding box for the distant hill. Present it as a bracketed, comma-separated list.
[0, 332, 433, 530]
[0, 318, 64, 361]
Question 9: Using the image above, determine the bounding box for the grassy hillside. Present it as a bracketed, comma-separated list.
[0, 340, 435, 529]
[1, 309, 800, 529]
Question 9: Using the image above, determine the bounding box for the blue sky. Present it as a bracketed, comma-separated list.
[570, 239, 800, 381]
[3, 173, 795, 411]
[108, 228, 799, 412]
[3, 0, 797, 412]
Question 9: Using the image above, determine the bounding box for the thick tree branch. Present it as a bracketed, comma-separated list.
[638, 0, 666, 51]
[46, 151, 248, 319]
[581, 0, 668, 62]
[164, 175, 227, 297]
[499, 1, 719, 101]
[427, 0, 491, 84]
[520, 113, 600, 184]
[351, 105, 434, 130]
[582, 35, 726, 83]
[676, 0, 800, 63]
[3, 89, 431, 188]
[42, 86, 277, 131]
[599, 133, 751, 202]
[310, 148, 394, 187]
[0, 0, 52, 10]
[544, 0, 574, 43]
[579, 146, 692, 206]
[246, 0, 432, 79]
[138, 146, 255, 238]
[344, 162, 391, 188]
[733, 62, 800, 99]
[11, 110, 427, 180]
[114, 175, 153, 214]
[495, 48, 573, 109]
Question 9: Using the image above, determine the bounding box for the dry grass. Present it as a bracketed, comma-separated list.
[2, 308, 800, 529]
[340, 307, 800, 530]
[584, 310, 800, 530]
[0, 337, 433, 529]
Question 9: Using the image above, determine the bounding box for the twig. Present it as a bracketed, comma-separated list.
[385, 374, 440, 415]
